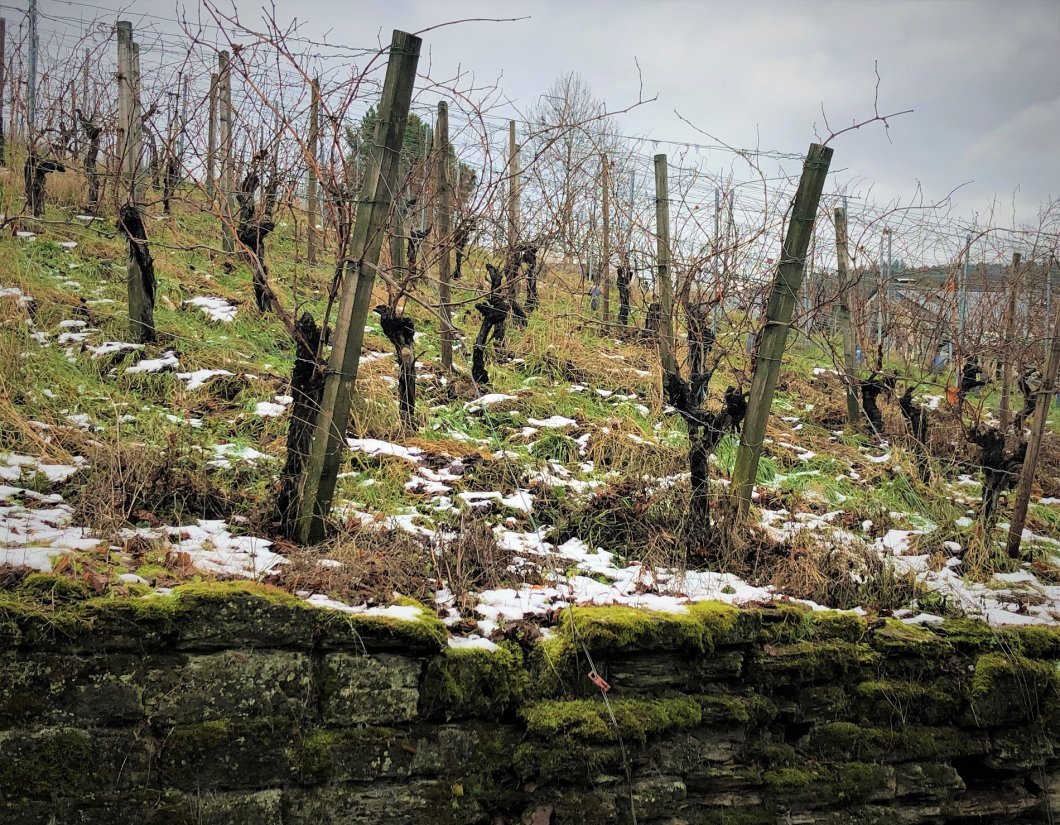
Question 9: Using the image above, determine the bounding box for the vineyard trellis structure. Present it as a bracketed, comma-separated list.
[7, 3, 1060, 552]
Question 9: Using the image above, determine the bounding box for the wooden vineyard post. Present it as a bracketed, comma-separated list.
[292, 30, 422, 545]
[654, 154, 678, 375]
[834, 206, 860, 426]
[117, 23, 138, 195]
[732, 143, 833, 516]
[306, 76, 320, 265]
[206, 72, 217, 201]
[389, 200, 408, 282]
[0, 18, 6, 166]
[116, 21, 154, 343]
[507, 119, 520, 300]
[218, 50, 234, 254]
[435, 101, 454, 372]
[999, 252, 1021, 430]
[1007, 292, 1060, 557]
[130, 41, 146, 205]
[601, 154, 611, 325]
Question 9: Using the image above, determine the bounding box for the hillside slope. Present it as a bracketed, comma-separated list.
[3, 194, 1060, 644]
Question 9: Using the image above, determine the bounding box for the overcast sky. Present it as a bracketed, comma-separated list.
[36, 0, 1060, 227]
[223, 0, 1059, 224]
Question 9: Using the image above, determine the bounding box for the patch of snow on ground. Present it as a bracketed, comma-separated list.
[176, 369, 234, 390]
[87, 341, 142, 358]
[348, 438, 424, 462]
[527, 415, 577, 428]
[185, 296, 237, 322]
[254, 394, 293, 417]
[466, 393, 518, 411]
[168, 519, 284, 576]
[126, 351, 180, 374]
[448, 635, 499, 651]
[0, 483, 101, 570]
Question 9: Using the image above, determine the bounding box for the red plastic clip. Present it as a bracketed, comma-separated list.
[587, 670, 611, 693]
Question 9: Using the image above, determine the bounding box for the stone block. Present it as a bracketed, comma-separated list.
[144, 650, 314, 724]
[159, 719, 296, 790]
[321, 652, 421, 725]
[0, 727, 155, 801]
[0, 652, 146, 725]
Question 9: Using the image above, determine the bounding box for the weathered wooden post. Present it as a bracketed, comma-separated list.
[601, 154, 611, 325]
[834, 206, 860, 426]
[292, 30, 422, 544]
[507, 119, 520, 299]
[306, 76, 320, 265]
[218, 50, 234, 254]
[435, 101, 454, 372]
[1007, 293, 1060, 557]
[130, 40, 147, 205]
[999, 252, 1021, 430]
[732, 143, 833, 515]
[206, 72, 217, 201]
[0, 19, 6, 166]
[654, 154, 678, 375]
[117, 23, 135, 193]
[116, 21, 154, 343]
[390, 199, 408, 282]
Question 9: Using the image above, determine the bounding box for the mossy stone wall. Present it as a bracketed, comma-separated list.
[1, 581, 1059, 824]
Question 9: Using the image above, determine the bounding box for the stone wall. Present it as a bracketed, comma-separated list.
[1, 579, 1059, 824]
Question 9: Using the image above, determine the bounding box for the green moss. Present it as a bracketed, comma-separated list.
[15, 574, 92, 604]
[834, 762, 892, 803]
[868, 619, 953, 659]
[688, 812, 775, 825]
[521, 695, 701, 743]
[803, 721, 988, 762]
[557, 601, 744, 656]
[763, 761, 890, 807]
[693, 692, 776, 727]
[928, 618, 1005, 653]
[0, 727, 95, 799]
[134, 563, 170, 582]
[750, 641, 879, 687]
[808, 610, 867, 642]
[762, 764, 831, 800]
[421, 641, 528, 719]
[527, 633, 578, 698]
[560, 605, 711, 653]
[748, 601, 867, 645]
[965, 652, 1059, 726]
[1004, 625, 1060, 660]
[687, 601, 747, 644]
[171, 580, 303, 607]
[750, 604, 810, 644]
[1, 578, 445, 653]
[512, 736, 624, 783]
[288, 728, 342, 784]
[853, 678, 961, 725]
[793, 684, 850, 722]
[318, 597, 447, 652]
